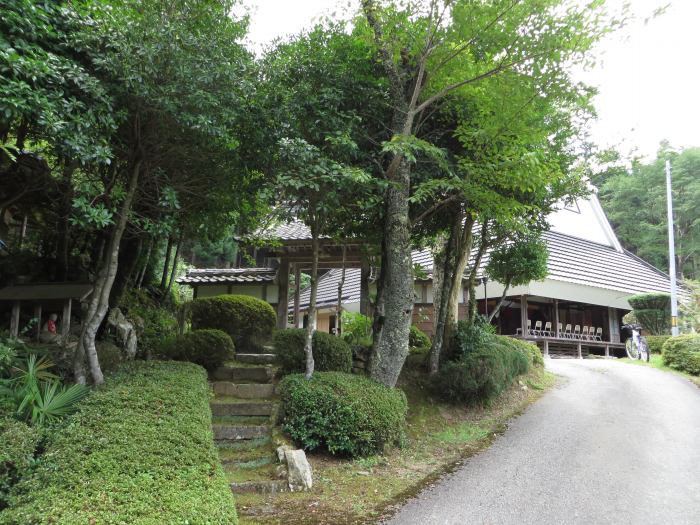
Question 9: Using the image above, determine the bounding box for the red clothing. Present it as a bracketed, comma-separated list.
[47, 319, 57, 334]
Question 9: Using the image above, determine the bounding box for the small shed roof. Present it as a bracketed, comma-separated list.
[177, 268, 277, 285]
[0, 283, 93, 301]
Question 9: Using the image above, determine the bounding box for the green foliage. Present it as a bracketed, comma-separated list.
[159, 329, 235, 371]
[645, 335, 671, 355]
[628, 293, 671, 335]
[0, 418, 39, 510]
[494, 336, 544, 368]
[273, 329, 352, 375]
[0, 361, 237, 524]
[662, 335, 700, 376]
[190, 295, 276, 351]
[121, 289, 178, 358]
[279, 372, 407, 457]
[453, 317, 496, 361]
[409, 325, 431, 354]
[433, 336, 530, 404]
[340, 312, 372, 346]
[486, 237, 549, 288]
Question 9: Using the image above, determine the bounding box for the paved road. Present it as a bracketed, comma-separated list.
[387, 359, 700, 525]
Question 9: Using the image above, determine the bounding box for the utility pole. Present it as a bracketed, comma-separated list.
[665, 159, 679, 336]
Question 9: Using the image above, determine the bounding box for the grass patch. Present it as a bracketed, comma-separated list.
[620, 354, 700, 387]
[235, 360, 556, 525]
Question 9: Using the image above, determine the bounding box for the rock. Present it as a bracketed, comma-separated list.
[107, 308, 138, 359]
[276, 445, 293, 462]
[284, 449, 313, 492]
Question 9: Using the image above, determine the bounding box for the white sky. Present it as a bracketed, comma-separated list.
[241, 0, 700, 158]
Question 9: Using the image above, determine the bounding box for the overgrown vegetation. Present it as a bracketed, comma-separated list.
[662, 335, 700, 376]
[0, 418, 39, 510]
[409, 325, 431, 354]
[159, 329, 235, 371]
[645, 335, 671, 354]
[0, 361, 237, 524]
[279, 372, 407, 457]
[273, 329, 352, 375]
[628, 293, 671, 335]
[191, 295, 276, 352]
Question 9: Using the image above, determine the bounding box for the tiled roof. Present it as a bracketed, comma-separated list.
[291, 268, 361, 311]
[291, 231, 672, 309]
[255, 220, 314, 241]
[177, 268, 276, 285]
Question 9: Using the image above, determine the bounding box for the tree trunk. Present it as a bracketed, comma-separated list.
[160, 235, 174, 290]
[304, 230, 320, 379]
[73, 160, 141, 385]
[467, 223, 490, 323]
[136, 237, 153, 289]
[488, 276, 513, 322]
[431, 234, 447, 337]
[164, 230, 184, 301]
[109, 235, 142, 308]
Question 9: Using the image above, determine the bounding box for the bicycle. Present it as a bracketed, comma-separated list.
[623, 324, 650, 362]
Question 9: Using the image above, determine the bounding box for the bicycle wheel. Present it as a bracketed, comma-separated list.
[625, 338, 640, 360]
[639, 338, 650, 362]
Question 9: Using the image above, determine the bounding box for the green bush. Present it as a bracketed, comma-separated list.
[409, 325, 431, 354]
[646, 335, 671, 355]
[340, 311, 372, 345]
[159, 329, 235, 371]
[121, 289, 178, 358]
[190, 294, 275, 351]
[628, 292, 671, 335]
[0, 361, 236, 525]
[453, 317, 496, 360]
[662, 335, 700, 375]
[494, 336, 544, 367]
[433, 336, 530, 404]
[273, 329, 352, 374]
[0, 418, 39, 510]
[279, 372, 407, 457]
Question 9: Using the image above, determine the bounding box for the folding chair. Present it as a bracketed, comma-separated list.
[543, 321, 552, 337]
[594, 327, 603, 341]
[581, 326, 590, 340]
[564, 324, 572, 339]
[573, 325, 581, 339]
[533, 320, 543, 336]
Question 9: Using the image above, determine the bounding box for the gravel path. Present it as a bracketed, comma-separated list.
[386, 359, 700, 525]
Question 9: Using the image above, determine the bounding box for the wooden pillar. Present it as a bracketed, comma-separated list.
[543, 339, 549, 358]
[360, 259, 370, 317]
[520, 295, 528, 337]
[577, 341, 582, 359]
[608, 307, 620, 343]
[33, 304, 42, 341]
[276, 259, 289, 329]
[9, 301, 20, 338]
[605, 344, 610, 358]
[61, 298, 72, 340]
[554, 299, 560, 338]
[293, 264, 301, 328]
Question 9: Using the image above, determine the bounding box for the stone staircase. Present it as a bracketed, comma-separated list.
[210, 353, 289, 494]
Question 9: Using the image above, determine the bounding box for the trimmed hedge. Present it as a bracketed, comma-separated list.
[433, 335, 530, 404]
[646, 335, 671, 355]
[159, 329, 235, 371]
[495, 336, 544, 367]
[628, 292, 671, 335]
[190, 294, 275, 351]
[409, 325, 431, 354]
[0, 419, 39, 510]
[0, 361, 237, 525]
[279, 372, 407, 457]
[273, 329, 352, 374]
[662, 335, 700, 376]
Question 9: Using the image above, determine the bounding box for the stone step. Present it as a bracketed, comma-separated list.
[212, 366, 273, 383]
[211, 401, 274, 417]
[230, 480, 288, 494]
[212, 382, 276, 399]
[235, 353, 278, 365]
[213, 424, 269, 441]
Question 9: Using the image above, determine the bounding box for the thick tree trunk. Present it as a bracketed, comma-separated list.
[429, 227, 459, 375]
[73, 161, 141, 385]
[160, 235, 174, 290]
[109, 235, 142, 308]
[164, 230, 184, 301]
[304, 231, 320, 379]
[431, 236, 446, 337]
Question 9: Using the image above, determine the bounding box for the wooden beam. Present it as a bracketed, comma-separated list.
[360, 260, 370, 316]
[61, 298, 72, 340]
[608, 307, 620, 343]
[577, 341, 582, 359]
[33, 304, 42, 341]
[276, 260, 289, 329]
[543, 339, 549, 358]
[293, 264, 301, 328]
[554, 299, 560, 338]
[520, 295, 528, 337]
[9, 301, 20, 338]
[605, 344, 610, 358]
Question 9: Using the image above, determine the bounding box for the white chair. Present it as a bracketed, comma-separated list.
[573, 325, 581, 339]
[564, 324, 572, 339]
[533, 320, 543, 336]
[543, 321, 552, 337]
[557, 323, 563, 338]
[581, 326, 590, 340]
[594, 327, 603, 341]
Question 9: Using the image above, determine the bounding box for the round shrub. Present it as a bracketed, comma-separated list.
[273, 329, 352, 374]
[190, 295, 275, 351]
[159, 329, 235, 371]
[453, 317, 496, 360]
[279, 372, 407, 457]
[409, 325, 431, 354]
[0, 417, 39, 509]
[432, 338, 530, 404]
[662, 335, 700, 375]
[628, 292, 671, 335]
[494, 336, 544, 367]
[645, 335, 670, 355]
